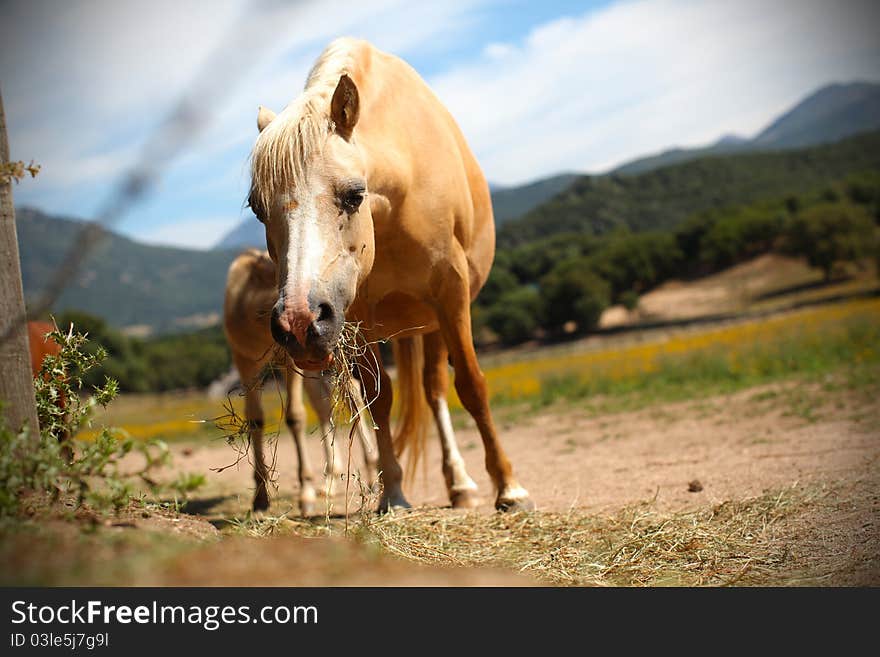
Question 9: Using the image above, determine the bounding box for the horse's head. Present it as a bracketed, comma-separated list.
[249, 75, 375, 370]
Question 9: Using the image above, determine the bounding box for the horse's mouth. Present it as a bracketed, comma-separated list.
[293, 352, 334, 372]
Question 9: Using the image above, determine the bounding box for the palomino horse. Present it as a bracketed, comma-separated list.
[248, 38, 532, 512]
[226, 248, 481, 513]
[224, 248, 380, 515]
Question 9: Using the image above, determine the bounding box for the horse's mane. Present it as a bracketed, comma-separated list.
[248, 38, 358, 217]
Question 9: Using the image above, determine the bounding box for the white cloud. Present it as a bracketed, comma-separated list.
[1, 0, 491, 242]
[429, 0, 880, 184]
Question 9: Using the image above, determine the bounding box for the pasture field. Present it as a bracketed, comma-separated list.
[2, 297, 878, 586]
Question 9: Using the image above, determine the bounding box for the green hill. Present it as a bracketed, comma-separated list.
[16, 208, 237, 333]
[490, 173, 580, 225]
[499, 130, 880, 247]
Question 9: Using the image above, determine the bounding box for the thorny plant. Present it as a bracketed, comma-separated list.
[0, 320, 203, 520]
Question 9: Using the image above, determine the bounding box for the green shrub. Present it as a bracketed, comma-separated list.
[0, 321, 202, 520]
[486, 287, 541, 345]
[540, 259, 611, 334]
[785, 202, 877, 280]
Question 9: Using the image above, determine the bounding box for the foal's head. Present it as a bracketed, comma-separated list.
[249, 74, 374, 370]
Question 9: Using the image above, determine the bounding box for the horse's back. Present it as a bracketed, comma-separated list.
[223, 249, 277, 363]
[348, 40, 495, 302]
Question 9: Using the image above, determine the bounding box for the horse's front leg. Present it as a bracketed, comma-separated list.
[234, 355, 271, 512]
[286, 367, 318, 516]
[303, 374, 341, 495]
[344, 377, 379, 490]
[435, 259, 533, 512]
[356, 344, 410, 512]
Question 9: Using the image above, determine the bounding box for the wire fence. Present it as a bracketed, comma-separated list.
[1, 0, 301, 345]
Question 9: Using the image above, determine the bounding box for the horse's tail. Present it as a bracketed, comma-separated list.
[391, 335, 431, 484]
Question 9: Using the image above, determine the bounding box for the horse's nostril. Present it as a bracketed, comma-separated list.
[316, 303, 334, 325]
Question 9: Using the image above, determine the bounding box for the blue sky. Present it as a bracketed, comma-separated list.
[2, 0, 879, 250]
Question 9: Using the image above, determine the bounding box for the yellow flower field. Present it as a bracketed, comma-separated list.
[84, 298, 879, 442]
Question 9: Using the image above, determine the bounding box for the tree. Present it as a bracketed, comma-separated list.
[0, 90, 39, 434]
[540, 259, 611, 334]
[486, 287, 541, 346]
[786, 202, 876, 280]
[477, 266, 518, 307]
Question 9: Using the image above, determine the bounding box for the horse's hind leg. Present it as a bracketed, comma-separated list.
[285, 366, 317, 516]
[435, 257, 533, 512]
[423, 331, 479, 508]
[233, 354, 270, 512]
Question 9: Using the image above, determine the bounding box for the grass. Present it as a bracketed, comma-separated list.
[475, 298, 880, 416]
[358, 483, 825, 586]
[82, 298, 880, 445]
[0, 479, 847, 586]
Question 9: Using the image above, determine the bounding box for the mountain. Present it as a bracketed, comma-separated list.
[752, 82, 880, 148]
[491, 173, 580, 225]
[213, 173, 581, 250]
[16, 208, 238, 334]
[215, 217, 263, 250]
[498, 130, 880, 247]
[614, 81, 880, 175]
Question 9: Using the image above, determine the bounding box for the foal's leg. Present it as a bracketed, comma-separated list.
[344, 377, 379, 488]
[422, 331, 479, 508]
[356, 344, 409, 511]
[285, 367, 318, 516]
[303, 374, 341, 495]
[435, 260, 533, 511]
[233, 354, 270, 512]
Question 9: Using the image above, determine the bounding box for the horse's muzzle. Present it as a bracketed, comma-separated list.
[270, 298, 342, 371]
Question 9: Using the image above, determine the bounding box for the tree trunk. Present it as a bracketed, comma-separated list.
[0, 90, 40, 436]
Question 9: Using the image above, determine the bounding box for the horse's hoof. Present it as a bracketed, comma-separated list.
[252, 490, 270, 512]
[377, 494, 412, 514]
[450, 489, 481, 509]
[495, 496, 535, 513]
[300, 500, 316, 517]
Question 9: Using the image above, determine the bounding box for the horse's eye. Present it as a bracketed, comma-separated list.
[247, 191, 266, 224]
[339, 188, 364, 215]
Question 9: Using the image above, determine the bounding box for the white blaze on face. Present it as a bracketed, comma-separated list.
[281, 180, 325, 315]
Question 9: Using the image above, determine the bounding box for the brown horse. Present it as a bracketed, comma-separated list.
[28, 321, 61, 377]
[27, 320, 72, 460]
[248, 38, 532, 512]
[224, 248, 383, 515]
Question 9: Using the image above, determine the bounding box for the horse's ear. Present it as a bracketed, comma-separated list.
[257, 105, 276, 133]
[330, 74, 359, 140]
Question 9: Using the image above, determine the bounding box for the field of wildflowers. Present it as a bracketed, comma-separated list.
[85, 298, 879, 442]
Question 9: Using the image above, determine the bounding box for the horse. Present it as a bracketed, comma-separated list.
[27, 320, 72, 460]
[247, 37, 532, 512]
[28, 321, 61, 377]
[224, 248, 384, 515]
[225, 248, 482, 513]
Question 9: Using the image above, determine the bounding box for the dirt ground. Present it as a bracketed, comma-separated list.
[177, 381, 877, 513]
[158, 376, 878, 585]
[599, 254, 878, 328]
